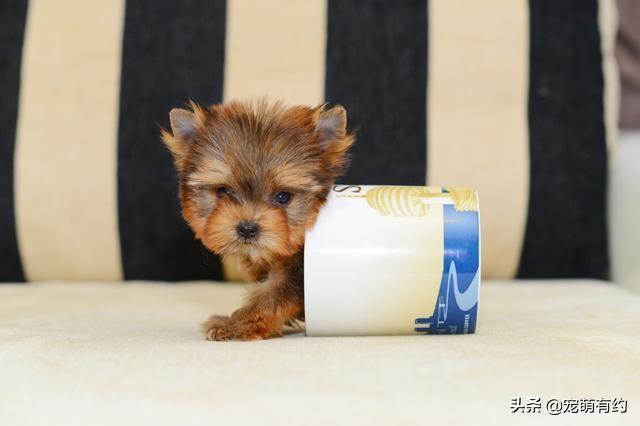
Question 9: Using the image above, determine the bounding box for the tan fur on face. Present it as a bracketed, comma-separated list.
[162, 99, 354, 340]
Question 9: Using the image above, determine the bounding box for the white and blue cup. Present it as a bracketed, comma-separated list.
[304, 185, 481, 336]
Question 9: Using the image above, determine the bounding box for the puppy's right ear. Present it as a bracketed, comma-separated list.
[161, 102, 206, 172]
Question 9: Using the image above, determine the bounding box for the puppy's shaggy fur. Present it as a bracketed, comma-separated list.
[162, 99, 354, 340]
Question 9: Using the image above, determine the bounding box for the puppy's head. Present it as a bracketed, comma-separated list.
[162, 99, 354, 264]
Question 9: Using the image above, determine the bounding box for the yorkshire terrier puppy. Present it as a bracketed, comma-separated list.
[162, 99, 354, 341]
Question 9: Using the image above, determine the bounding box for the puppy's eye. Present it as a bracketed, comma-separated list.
[274, 191, 292, 205]
[216, 187, 233, 198]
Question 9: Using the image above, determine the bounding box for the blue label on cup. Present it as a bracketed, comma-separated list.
[414, 196, 480, 334]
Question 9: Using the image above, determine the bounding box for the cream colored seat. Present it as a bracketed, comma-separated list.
[1, 281, 639, 426]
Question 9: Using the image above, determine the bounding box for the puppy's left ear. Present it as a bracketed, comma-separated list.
[314, 105, 355, 176]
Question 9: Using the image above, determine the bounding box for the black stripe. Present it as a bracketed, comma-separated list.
[518, 0, 608, 279]
[0, 2, 28, 282]
[118, 0, 226, 281]
[325, 0, 428, 185]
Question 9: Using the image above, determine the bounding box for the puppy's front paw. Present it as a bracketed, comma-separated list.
[201, 313, 279, 341]
[202, 315, 235, 341]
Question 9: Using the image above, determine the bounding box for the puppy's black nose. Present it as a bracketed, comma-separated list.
[236, 220, 260, 239]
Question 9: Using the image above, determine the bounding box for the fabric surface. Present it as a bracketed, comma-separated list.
[519, 0, 609, 279]
[0, 0, 617, 282]
[14, 0, 124, 281]
[428, 0, 529, 278]
[117, 0, 226, 281]
[0, 280, 639, 426]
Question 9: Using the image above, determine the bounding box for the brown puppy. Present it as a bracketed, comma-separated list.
[162, 99, 354, 340]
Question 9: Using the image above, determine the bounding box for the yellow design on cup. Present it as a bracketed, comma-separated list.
[364, 186, 478, 217]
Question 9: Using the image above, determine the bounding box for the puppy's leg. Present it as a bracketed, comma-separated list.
[203, 271, 303, 341]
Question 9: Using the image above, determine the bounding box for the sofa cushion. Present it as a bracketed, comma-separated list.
[0, 280, 638, 425]
[0, 0, 617, 282]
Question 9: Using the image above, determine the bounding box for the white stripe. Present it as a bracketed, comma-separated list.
[15, 0, 124, 281]
[224, 0, 327, 105]
[222, 0, 327, 281]
[427, 0, 529, 278]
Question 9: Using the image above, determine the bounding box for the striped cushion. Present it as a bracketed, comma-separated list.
[0, 0, 617, 282]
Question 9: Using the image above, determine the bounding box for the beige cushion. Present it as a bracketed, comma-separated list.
[1, 281, 639, 425]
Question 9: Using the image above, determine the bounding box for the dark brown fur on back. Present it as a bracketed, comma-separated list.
[162, 99, 354, 340]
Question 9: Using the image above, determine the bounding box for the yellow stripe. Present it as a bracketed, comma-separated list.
[427, 0, 529, 278]
[222, 0, 327, 281]
[15, 0, 124, 281]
